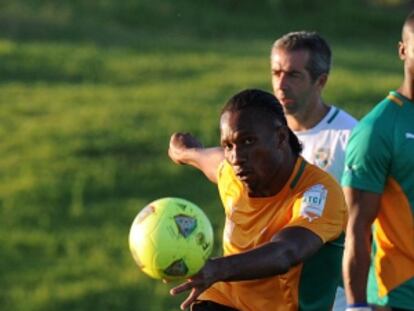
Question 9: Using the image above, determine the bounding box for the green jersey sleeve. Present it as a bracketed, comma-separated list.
[341, 100, 395, 193]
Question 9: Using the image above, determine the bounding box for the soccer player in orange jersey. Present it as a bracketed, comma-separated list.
[169, 89, 347, 311]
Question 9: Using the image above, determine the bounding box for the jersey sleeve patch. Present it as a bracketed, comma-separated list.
[300, 184, 328, 222]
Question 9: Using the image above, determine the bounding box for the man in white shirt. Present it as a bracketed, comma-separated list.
[294, 105, 356, 182]
[270, 31, 357, 183]
[169, 31, 357, 310]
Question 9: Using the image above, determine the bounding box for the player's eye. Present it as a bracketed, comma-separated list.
[288, 72, 301, 79]
[242, 137, 255, 145]
[222, 142, 233, 151]
[272, 70, 281, 77]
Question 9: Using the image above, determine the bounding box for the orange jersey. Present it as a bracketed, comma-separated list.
[200, 157, 347, 311]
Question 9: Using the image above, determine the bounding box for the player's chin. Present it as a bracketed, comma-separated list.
[281, 103, 297, 114]
[236, 172, 255, 184]
[241, 177, 260, 193]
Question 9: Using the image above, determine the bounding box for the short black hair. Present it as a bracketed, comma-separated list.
[272, 31, 331, 82]
[221, 89, 302, 156]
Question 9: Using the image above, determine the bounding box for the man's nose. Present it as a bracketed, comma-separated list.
[275, 73, 288, 90]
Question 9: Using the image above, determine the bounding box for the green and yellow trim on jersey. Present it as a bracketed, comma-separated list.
[386, 92, 403, 106]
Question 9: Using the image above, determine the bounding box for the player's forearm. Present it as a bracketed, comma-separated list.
[186, 147, 224, 183]
[212, 227, 323, 282]
[342, 188, 380, 305]
[178, 147, 206, 168]
[212, 241, 296, 282]
[343, 224, 371, 304]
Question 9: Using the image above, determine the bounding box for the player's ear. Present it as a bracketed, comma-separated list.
[276, 125, 289, 147]
[399, 41, 406, 61]
[315, 73, 328, 90]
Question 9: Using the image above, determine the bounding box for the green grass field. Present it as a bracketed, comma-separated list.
[0, 1, 409, 310]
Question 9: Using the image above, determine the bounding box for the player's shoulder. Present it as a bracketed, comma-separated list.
[296, 158, 342, 193]
[346, 92, 405, 155]
[365, 91, 405, 120]
[218, 160, 234, 180]
[384, 90, 413, 109]
[331, 106, 357, 120]
[325, 106, 358, 130]
[356, 92, 403, 132]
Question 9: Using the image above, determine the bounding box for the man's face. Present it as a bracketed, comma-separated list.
[271, 48, 320, 115]
[220, 109, 287, 196]
[400, 26, 414, 76]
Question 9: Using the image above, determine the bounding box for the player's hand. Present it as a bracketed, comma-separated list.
[168, 132, 203, 165]
[170, 259, 217, 310]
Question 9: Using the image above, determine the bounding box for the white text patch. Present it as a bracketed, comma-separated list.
[300, 184, 328, 222]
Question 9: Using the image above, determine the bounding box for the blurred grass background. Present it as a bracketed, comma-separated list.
[0, 0, 411, 310]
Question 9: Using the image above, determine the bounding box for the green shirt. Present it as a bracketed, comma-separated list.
[342, 91, 414, 309]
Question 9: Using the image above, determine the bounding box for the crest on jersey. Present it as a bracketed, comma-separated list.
[314, 147, 331, 169]
[300, 184, 327, 222]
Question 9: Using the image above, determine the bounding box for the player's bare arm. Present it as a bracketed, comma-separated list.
[342, 187, 381, 304]
[169, 132, 224, 183]
[170, 226, 323, 310]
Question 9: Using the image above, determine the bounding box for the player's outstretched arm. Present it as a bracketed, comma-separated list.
[342, 188, 381, 306]
[169, 132, 224, 183]
[170, 226, 323, 310]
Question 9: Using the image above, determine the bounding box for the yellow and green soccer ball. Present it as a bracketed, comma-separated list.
[129, 197, 214, 280]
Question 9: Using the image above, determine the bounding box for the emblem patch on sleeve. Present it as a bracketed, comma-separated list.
[300, 184, 328, 222]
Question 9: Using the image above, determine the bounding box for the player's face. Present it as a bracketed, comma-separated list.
[271, 49, 320, 115]
[220, 109, 288, 197]
[400, 25, 414, 77]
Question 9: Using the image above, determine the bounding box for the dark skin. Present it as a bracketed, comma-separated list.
[220, 108, 293, 196]
[170, 108, 323, 310]
[342, 188, 381, 304]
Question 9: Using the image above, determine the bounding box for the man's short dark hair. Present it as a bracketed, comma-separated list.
[272, 31, 332, 82]
[221, 89, 302, 156]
